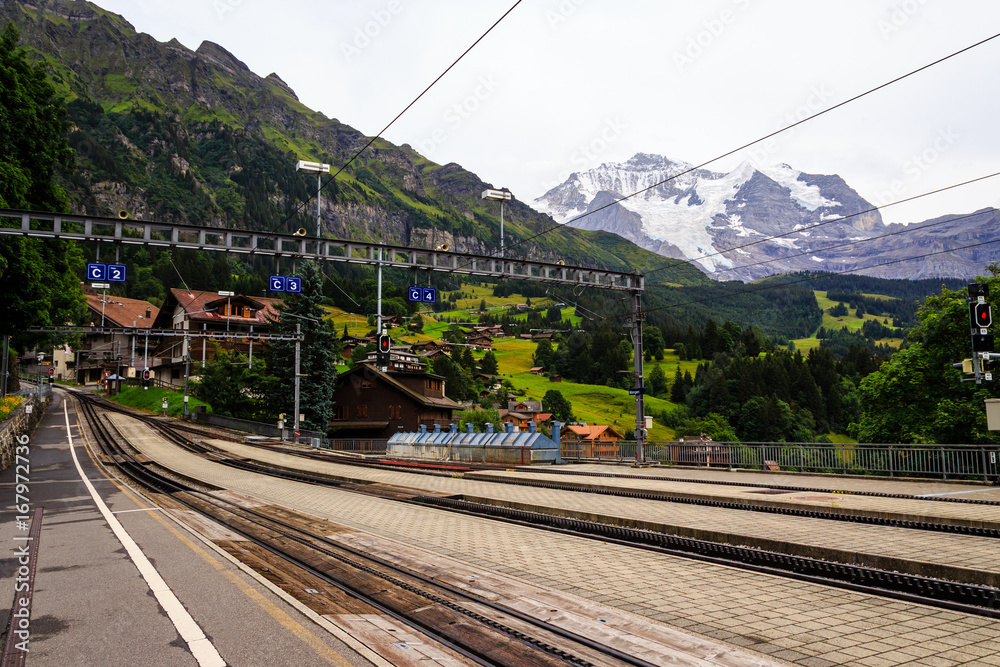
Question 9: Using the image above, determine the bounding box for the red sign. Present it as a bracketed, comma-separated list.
[294, 429, 300, 437]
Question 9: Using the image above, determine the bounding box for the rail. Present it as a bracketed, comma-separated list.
[561, 440, 1000, 482]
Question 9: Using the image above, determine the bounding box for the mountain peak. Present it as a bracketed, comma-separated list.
[195, 40, 251, 74]
[265, 73, 298, 100]
[532, 154, 896, 278]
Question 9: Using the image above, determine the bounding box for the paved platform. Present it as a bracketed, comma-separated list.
[193, 439, 1000, 588]
[0, 391, 377, 666]
[557, 464, 1000, 502]
[116, 416, 1000, 666]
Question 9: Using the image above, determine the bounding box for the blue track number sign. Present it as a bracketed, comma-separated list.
[407, 286, 437, 303]
[86, 263, 107, 281]
[269, 275, 286, 291]
[286, 277, 302, 293]
[108, 264, 127, 282]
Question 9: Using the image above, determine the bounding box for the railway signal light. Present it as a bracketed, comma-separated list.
[48, 368, 54, 379]
[142, 368, 151, 389]
[973, 303, 992, 329]
[377, 333, 391, 367]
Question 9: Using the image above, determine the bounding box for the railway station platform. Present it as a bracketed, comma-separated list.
[0, 390, 383, 666]
[110, 413, 1000, 667]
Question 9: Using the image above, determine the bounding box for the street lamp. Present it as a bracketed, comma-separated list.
[218, 291, 235, 332]
[481, 188, 512, 258]
[295, 160, 331, 238]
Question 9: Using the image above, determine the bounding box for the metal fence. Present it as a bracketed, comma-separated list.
[12, 379, 51, 399]
[327, 439, 388, 454]
[193, 412, 327, 448]
[564, 440, 1000, 482]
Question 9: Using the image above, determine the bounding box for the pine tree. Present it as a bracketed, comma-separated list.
[265, 261, 340, 432]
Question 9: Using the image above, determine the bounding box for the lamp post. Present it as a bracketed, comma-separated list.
[218, 291, 235, 332]
[92, 282, 111, 326]
[295, 160, 331, 238]
[281, 311, 317, 440]
[481, 188, 512, 258]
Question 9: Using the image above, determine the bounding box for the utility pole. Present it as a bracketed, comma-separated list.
[1, 335, 9, 398]
[630, 289, 647, 465]
[182, 329, 190, 418]
[293, 322, 301, 439]
[376, 244, 383, 336]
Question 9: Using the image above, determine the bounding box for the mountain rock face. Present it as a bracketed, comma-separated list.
[1, 0, 708, 287]
[533, 153, 997, 281]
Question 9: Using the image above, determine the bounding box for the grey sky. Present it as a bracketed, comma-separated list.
[95, 0, 1000, 225]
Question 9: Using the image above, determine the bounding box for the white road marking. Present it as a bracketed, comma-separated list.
[112, 507, 164, 514]
[916, 487, 1000, 497]
[63, 401, 226, 667]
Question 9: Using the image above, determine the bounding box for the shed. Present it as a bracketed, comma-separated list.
[387, 421, 564, 465]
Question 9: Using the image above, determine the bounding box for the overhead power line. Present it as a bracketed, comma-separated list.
[488, 31, 1000, 264]
[260, 0, 525, 245]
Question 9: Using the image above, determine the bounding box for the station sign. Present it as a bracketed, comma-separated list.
[86, 263, 127, 282]
[269, 275, 303, 293]
[407, 286, 437, 303]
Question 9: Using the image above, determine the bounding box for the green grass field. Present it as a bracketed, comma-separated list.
[103, 385, 212, 418]
[790, 291, 905, 351]
[490, 339, 680, 440]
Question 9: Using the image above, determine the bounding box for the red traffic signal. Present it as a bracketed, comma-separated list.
[142, 369, 151, 380]
[972, 303, 992, 329]
[378, 334, 391, 354]
[48, 368, 54, 377]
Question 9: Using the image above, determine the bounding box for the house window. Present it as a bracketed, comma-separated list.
[357, 405, 368, 418]
[332, 405, 347, 420]
[388, 405, 402, 419]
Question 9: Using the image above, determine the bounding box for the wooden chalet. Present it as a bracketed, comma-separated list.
[560, 424, 624, 459]
[150, 289, 282, 385]
[464, 333, 494, 350]
[75, 291, 160, 385]
[330, 361, 461, 439]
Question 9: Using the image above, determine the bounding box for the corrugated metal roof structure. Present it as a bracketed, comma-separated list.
[387, 421, 563, 465]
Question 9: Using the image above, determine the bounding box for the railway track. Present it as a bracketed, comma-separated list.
[75, 391, 1000, 621]
[74, 391, 664, 667]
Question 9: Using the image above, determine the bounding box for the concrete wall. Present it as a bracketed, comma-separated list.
[0, 397, 47, 472]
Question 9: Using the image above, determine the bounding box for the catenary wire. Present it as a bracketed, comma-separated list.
[473, 31, 1000, 266]
[255, 0, 525, 250]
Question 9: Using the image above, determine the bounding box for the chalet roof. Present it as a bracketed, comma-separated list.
[507, 400, 542, 413]
[564, 424, 624, 441]
[153, 289, 283, 328]
[86, 294, 160, 329]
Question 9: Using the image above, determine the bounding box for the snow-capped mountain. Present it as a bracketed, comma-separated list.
[532, 153, 996, 281]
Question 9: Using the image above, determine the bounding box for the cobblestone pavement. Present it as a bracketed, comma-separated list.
[113, 417, 1000, 667]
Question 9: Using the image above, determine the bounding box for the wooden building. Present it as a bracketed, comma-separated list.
[560, 424, 624, 459]
[330, 361, 461, 439]
[75, 291, 160, 385]
[150, 289, 282, 386]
